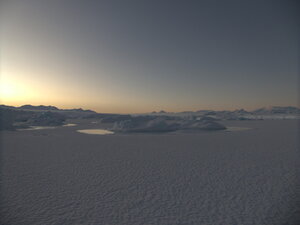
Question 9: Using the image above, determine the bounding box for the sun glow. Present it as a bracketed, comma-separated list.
[0, 82, 20, 99]
[0, 79, 35, 105]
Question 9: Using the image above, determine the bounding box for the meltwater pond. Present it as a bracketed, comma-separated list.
[63, 123, 77, 127]
[77, 129, 114, 135]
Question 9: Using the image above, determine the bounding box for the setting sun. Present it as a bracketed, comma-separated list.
[0, 79, 37, 105]
[0, 82, 19, 100]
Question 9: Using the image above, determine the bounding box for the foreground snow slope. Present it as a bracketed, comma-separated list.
[0, 120, 299, 225]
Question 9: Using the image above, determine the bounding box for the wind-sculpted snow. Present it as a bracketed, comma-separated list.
[0, 108, 15, 130]
[0, 120, 298, 225]
[185, 120, 226, 130]
[113, 118, 180, 132]
[101, 115, 133, 123]
[113, 117, 226, 133]
[26, 111, 66, 126]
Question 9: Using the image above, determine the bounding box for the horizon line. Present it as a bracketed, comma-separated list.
[1, 103, 299, 115]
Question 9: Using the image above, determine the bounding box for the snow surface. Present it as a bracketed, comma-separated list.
[0, 120, 299, 225]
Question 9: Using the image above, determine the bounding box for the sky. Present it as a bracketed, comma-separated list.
[1, 0, 299, 113]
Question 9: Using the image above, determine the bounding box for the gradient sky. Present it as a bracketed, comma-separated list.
[1, 0, 299, 113]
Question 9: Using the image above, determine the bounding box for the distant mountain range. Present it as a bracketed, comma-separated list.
[252, 106, 300, 114]
[0, 104, 96, 113]
[19, 104, 59, 111]
[1, 104, 299, 115]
